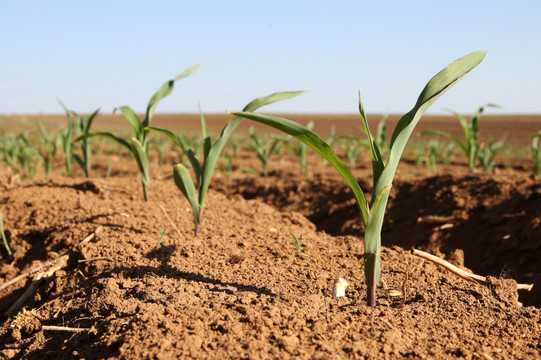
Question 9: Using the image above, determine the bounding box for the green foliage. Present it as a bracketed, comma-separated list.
[289, 232, 307, 255]
[0, 210, 12, 258]
[478, 139, 504, 172]
[231, 51, 486, 306]
[0, 133, 40, 178]
[80, 63, 202, 200]
[286, 120, 314, 176]
[59, 100, 100, 177]
[36, 122, 59, 179]
[337, 135, 367, 169]
[422, 104, 499, 172]
[412, 141, 456, 172]
[151, 91, 305, 235]
[249, 128, 283, 176]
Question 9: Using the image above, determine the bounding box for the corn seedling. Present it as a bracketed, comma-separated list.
[220, 151, 234, 176]
[0, 210, 12, 258]
[412, 140, 456, 172]
[337, 135, 368, 169]
[289, 231, 307, 254]
[531, 131, 541, 175]
[374, 112, 390, 158]
[36, 122, 59, 179]
[149, 91, 304, 235]
[59, 100, 100, 177]
[231, 51, 486, 306]
[422, 103, 499, 172]
[80, 63, 201, 200]
[150, 137, 171, 166]
[159, 228, 166, 248]
[58, 102, 75, 174]
[249, 127, 284, 176]
[286, 120, 314, 176]
[478, 139, 504, 172]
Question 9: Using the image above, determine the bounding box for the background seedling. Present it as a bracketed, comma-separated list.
[159, 228, 166, 248]
[59, 100, 100, 177]
[150, 91, 305, 235]
[289, 231, 307, 255]
[337, 135, 368, 169]
[478, 139, 504, 172]
[422, 104, 500, 172]
[249, 127, 283, 176]
[286, 120, 314, 176]
[231, 51, 486, 306]
[36, 122, 59, 179]
[0, 210, 12, 258]
[80, 63, 201, 200]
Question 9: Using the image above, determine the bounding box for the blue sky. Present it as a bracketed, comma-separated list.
[1, 1, 540, 115]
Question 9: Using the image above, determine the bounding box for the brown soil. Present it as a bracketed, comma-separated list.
[3, 113, 541, 146]
[0, 114, 541, 358]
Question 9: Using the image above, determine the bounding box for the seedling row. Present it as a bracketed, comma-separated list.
[1, 51, 539, 306]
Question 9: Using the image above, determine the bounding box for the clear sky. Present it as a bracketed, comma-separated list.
[1, 1, 540, 116]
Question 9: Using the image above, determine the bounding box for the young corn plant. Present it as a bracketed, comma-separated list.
[0, 209, 12, 258]
[286, 120, 314, 176]
[249, 127, 284, 176]
[59, 100, 100, 177]
[149, 91, 305, 235]
[80, 63, 201, 200]
[421, 103, 499, 172]
[58, 105, 75, 174]
[36, 123, 59, 179]
[478, 139, 504, 172]
[337, 135, 368, 169]
[231, 51, 486, 306]
[289, 231, 307, 255]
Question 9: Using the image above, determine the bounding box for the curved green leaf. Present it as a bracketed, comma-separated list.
[378, 50, 486, 199]
[173, 163, 201, 226]
[197, 91, 306, 208]
[147, 126, 201, 175]
[77, 132, 132, 153]
[131, 138, 150, 187]
[145, 63, 202, 126]
[229, 111, 369, 224]
[358, 92, 384, 189]
[421, 130, 468, 154]
[114, 106, 142, 139]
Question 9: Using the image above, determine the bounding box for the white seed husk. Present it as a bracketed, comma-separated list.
[332, 277, 349, 298]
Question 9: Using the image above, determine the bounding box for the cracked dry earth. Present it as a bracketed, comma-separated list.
[0, 151, 540, 359]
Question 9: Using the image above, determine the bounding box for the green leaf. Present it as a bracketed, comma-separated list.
[115, 106, 142, 140]
[173, 163, 201, 226]
[379, 50, 487, 199]
[145, 63, 202, 126]
[84, 108, 101, 134]
[146, 126, 202, 176]
[78, 132, 132, 153]
[200, 104, 211, 160]
[243, 91, 307, 112]
[359, 92, 384, 188]
[131, 138, 150, 187]
[197, 91, 306, 209]
[229, 111, 370, 225]
[421, 130, 468, 154]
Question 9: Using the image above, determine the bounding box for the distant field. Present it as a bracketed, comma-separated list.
[1, 113, 540, 146]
